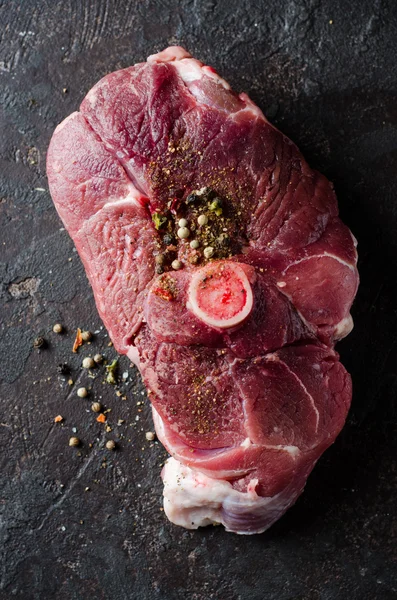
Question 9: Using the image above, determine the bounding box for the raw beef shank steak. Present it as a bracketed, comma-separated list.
[47, 46, 359, 534]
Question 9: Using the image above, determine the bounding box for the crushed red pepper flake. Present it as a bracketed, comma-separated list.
[96, 413, 106, 423]
[72, 328, 83, 353]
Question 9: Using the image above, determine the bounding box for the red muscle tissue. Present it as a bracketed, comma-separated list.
[47, 47, 359, 534]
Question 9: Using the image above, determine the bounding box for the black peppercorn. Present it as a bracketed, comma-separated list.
[186, 192, 197, 204]
[163, 233, 174, 246]
[33, 336, 45, 349]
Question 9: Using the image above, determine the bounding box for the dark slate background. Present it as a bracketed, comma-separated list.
[1, 1, 396, 598]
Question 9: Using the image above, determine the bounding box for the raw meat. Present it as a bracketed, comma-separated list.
[47, 46, 359, 534]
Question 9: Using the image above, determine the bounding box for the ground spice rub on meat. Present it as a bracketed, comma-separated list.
[47, 46, 359, 535]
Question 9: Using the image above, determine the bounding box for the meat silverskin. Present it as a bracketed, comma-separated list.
[47, 46, 359, 534]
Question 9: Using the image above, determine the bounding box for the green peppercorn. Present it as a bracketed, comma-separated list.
[209, 198, 223, 215]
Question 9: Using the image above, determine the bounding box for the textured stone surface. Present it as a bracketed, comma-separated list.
[1, 1, 397, 598]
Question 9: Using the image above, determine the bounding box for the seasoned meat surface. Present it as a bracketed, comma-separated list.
[47, 46, 358, 534]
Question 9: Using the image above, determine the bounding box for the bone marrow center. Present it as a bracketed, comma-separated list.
[188, 262, 253, 328]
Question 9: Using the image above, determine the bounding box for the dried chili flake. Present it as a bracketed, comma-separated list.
[152, 287, 174, 301]
[72, 328, 83, 353]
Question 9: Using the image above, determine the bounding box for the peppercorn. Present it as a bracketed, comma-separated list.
[91, 402, 102, 413]
[57, 363, 70, 375]
[33, 336, 45, 349]
[155, 265, 164, 275]
[82, 357, 95, 369]
[204, 246, 214, 259]
[52, 323, 63, 334]
[186, 192, 197, 204]
[81, 330, 92, 342]
[145, 431, 155, 441]
[69, 437, 80, 447]
[163, 233, 174, 246]
[177, 226, 190, 239]
[190, 239, 200, 249]
[105, 440, 116, 450]
[93, 354, 103, 364]
[197, 214, 208, 226]
[171, 260, 182, 270]
[77, 387, 88, 398]
[178, 218, 188, 228]
[209, 198, 223, 215]
[155, 254, 165, 265]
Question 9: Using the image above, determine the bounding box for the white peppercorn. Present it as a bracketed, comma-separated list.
[171, 260, 182, 270]
[197, 215, 208, 226]
[82, 357, 95, 369]
[177, 227, 190, 239]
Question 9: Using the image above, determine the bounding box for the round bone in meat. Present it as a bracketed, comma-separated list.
[187, 262, 253, 329]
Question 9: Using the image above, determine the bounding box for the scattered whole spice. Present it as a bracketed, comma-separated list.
[204, 246, 214, 259]
[155, 265, 164, 275]
[186, 192, 197, 204]
[81, 330, 92, 342]
[91, 402, 102, 413]
[145, 431, 155, 441]
[171, 259, 182, 270]
[209, 198, 223, 215]
[152, 213, 167, 230]
[155, 254, 165, 265]
[197, 214, 208, 226]
[33, 336, 45, 349]
[177, 226, 190, 239]
[69, 436, 80, 447]
[105, 440, 116, 450]
[163, 233, 174, 246]
[77, 387, 88, 398]
[93, 353, 103, 364]
[178, 218, 188, 228]
[82, 357, 95, 369]
[52, 323, 63, 334]
[190, 239, 200, 249]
